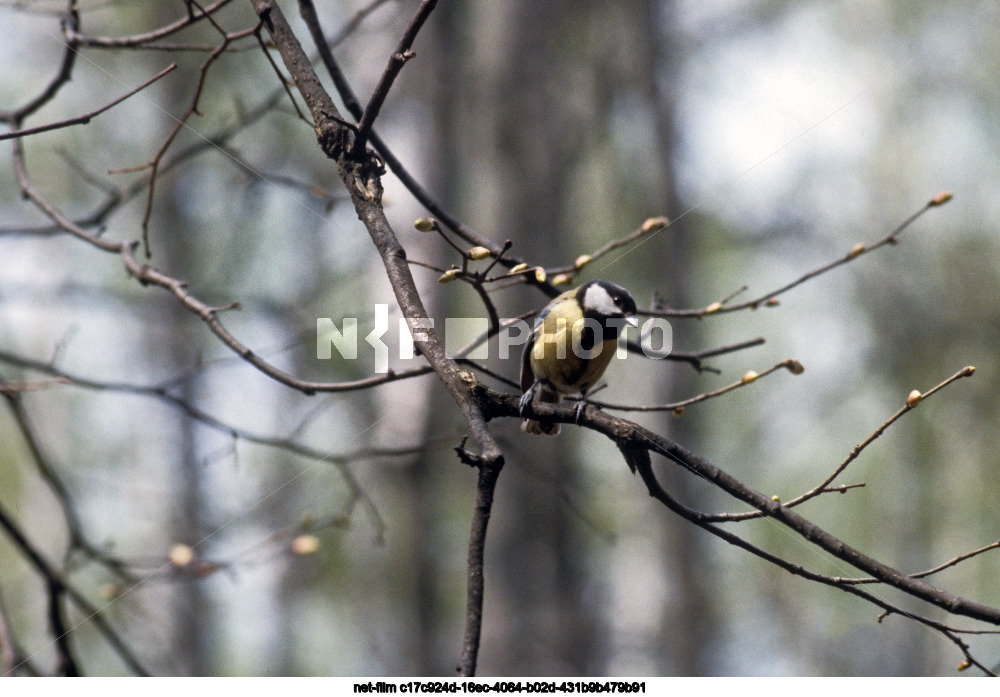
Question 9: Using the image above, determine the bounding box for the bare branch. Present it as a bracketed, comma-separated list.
[647, 193, 953, 318]
[253, 0, 503, 466]
[297, 0, 559, 295]
[458, 457, 501, 677]
[707, 365, 977, 522]
[912, 540, 1000, 581]
[0, 64, 177, 141]
[63, 0, 235, 48]
[0, 1, 79, 124]
[475, 385, 1000, 629]
[352, 0, 437, 155]
[837, 540, 1000, 586]
[0, 504, 150, 676]
[596, 358, 804, 412]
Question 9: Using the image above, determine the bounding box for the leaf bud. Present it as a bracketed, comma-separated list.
[641, 216, 669, 233]
[168, 543, 195, 568]
[929, 191, 953, 206]
[784, 359, 805, 375]
[291, 534, 321, 555]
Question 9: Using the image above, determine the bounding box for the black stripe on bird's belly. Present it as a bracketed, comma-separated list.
[579, 321, 599, 352]
[559, 338, 617, 394]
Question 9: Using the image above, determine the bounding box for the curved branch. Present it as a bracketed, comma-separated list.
[476, 385, 1000, 628]
[63, 0, 235, 48]
[0, 1, 79, 124]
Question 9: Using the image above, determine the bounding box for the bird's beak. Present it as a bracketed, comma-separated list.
[625, 314, 639, 328]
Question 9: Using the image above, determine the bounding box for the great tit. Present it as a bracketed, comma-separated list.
[519, 280, 638, 435]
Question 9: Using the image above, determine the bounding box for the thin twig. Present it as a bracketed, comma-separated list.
[64, 0, 234, 48]
[0, 64, 177, 141]
[656, 336, 766, 373]
[595, 358, 804, 412]
[253, 0, 504, 467]
[705, 365, 976, 522]
[0, 1, 79, 123]
[352, 0, 438, 155]
[836, 540, 1000, 585]
[477, 387, 1000, 628]
[546, 217, 670, 281]
[621, 446, 996, 675]
[298, 0, 558, 294]
[106, 24, 258, 256]
[647, 193, 953, 318]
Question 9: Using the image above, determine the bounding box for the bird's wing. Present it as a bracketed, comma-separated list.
[519, 321, 538, 393]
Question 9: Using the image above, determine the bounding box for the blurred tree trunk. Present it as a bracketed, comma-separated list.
[150, 7, 210, 673]
[469, 0, 604, 674]
[162, 145, 211, 676]
[640, 0, 716, 676]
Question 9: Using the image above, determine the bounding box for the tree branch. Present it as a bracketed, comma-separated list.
[458, 457, 502, 676]
[475, 385, 1000, 629]
[251, 0, 503, 466]
[351, 0, 437, 155]
[0, 504, 149, 676]
[0, 64, 177, 141]
[646, 193, 953, 318]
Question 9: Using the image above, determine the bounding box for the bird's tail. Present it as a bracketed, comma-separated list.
[521, 385, 562, 435]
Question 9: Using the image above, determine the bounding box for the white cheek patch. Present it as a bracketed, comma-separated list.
[582, 284, 619, 316]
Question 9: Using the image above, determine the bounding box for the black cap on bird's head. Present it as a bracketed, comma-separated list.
[577, 280, 638, 330]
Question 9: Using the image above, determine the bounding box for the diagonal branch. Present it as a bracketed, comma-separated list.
[251, 0, 503, 466]
[647, 192, 953, 318]
[0, 504, 149, 676]
[296, 0, 559, 294]
[705, 365, 977, 522]
[0, 64, 177, 141]
[64, 0, 235, 47]
[475, 385, 1000, 628]
[0, 1, 79, 124]
[618, 443, 996, 675]
[351, 0, 437, 155]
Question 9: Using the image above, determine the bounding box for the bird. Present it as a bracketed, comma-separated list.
[519, 279, 638, 435]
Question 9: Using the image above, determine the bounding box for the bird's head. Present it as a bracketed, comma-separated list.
[578, 280, 638, 330]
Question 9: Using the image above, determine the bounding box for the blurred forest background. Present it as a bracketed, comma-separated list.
[1, 0, 1000, 677]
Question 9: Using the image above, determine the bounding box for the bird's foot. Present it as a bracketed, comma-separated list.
[519, 383, 539, 418]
